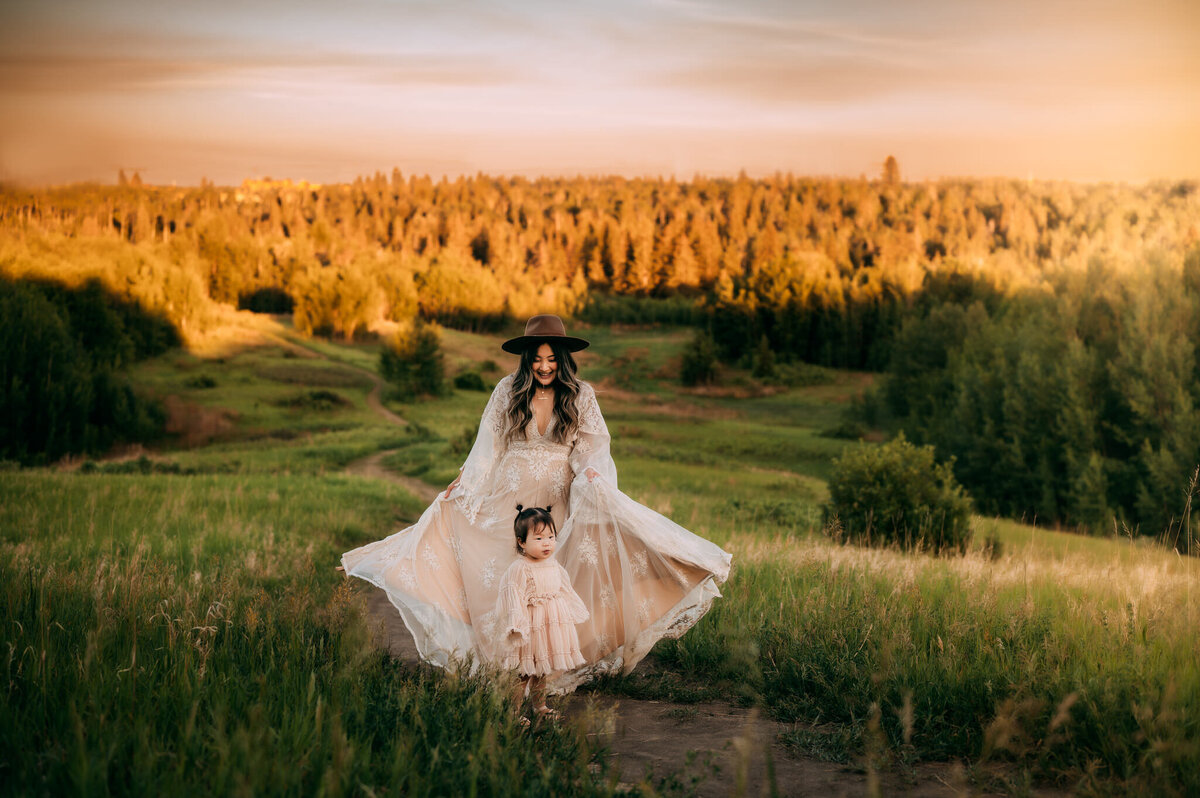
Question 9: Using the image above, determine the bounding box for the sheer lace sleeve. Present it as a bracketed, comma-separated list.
[568, 382, 618, 489]
[556, 562, 590, 623]
[495, 560, 530, 643]
[453, 374, 512, 522]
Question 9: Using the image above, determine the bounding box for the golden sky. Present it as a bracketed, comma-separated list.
[1, 0, 1196, 185]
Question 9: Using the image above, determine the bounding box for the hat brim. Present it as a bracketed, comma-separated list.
[501, 335, 590, 355]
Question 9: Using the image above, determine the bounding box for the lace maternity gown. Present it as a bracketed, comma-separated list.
[340, 374, 733, 692]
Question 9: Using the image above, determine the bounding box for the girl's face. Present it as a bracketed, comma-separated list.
[523, 523, 557, 560]
[532, 344, 558, 388]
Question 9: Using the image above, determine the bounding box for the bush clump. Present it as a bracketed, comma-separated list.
[823, 433, 972, 553]
[751, 335, 776, 379]
[274, 390, 349, 411]
[184, 374, 217, 389]
[453, 371, 487, 391]
[769, 361, 836, 388]
[680, 329, 719, 386]
[819, 420, 867, 440]
[380, 318, 446, 400]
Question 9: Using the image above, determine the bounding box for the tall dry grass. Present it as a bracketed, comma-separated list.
[0, 473, 616, 797]
[630, 527, 1199, 794]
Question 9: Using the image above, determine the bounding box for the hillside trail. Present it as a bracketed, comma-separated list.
[267, 331, 409, 427]
[331, 343, 1032, 796]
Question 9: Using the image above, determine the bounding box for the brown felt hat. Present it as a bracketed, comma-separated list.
[501, 314, 590, 354]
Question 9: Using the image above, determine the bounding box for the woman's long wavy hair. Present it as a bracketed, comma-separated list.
[504, 341, 581, 445]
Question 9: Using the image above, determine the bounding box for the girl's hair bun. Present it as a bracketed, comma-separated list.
[515, 503, 524, 512]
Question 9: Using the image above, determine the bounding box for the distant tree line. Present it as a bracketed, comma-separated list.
[2, 173, 1199, 540]
[0, 276, 177, 464]
[3, 173, 1195, 359]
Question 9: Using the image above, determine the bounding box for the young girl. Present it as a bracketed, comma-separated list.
[493, 505, 589, 720]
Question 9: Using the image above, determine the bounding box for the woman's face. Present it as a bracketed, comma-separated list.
[532, 344, 558, 388]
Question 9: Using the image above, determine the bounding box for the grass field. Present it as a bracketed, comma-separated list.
[2, 319, 1197, 796]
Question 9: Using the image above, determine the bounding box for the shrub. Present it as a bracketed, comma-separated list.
[819, 420, 867, 440]
[274, 390, 349, 411]
[823, 433, 972, 553]
[762, 361, 836, 388]
[185, 375, 217, 389]
[238, 287, 294, 314]
[751, 335, 776, 379]
[380, 319, 446, 400]
[680, 329, 718, 386]
[453, 371, 487, 391]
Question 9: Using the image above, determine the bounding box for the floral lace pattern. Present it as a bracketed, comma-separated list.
[576, 383, 606, 435]
[488, 378, 511, 437]
[498, 438, 571, 502]
[481, 557, 497, 589]
[577, 534, 599, 566]
[636, 597, 653, 623]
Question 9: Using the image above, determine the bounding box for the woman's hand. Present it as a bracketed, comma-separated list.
[444, 473, 462, 498]
[585, 467, 600, 483]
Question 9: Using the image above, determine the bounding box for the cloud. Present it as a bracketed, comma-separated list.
[662, 54, 937, 105]
[649, 0, 1198, 122]
[0, 50, 525, 96]
[653, 0, 946, 56]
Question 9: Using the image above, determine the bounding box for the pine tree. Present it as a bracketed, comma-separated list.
[380, 318, 446, 399]
[882, 155, 900, 186]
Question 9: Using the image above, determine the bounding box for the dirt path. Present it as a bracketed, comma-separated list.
[345, 448, 439, 505]
[564, 698, 985, 797]
[363, 379, 409, 427]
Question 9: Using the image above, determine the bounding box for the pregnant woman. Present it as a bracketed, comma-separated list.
[341, 315, 732, 692]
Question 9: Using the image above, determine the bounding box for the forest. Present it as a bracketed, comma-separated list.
[0, 276, 175, 464]
[1, 171, 1198, 539]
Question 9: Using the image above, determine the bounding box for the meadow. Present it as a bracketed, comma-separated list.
[2, 320, 1197, 796]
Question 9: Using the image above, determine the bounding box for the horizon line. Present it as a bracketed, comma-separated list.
[5, 167, 1198, 192]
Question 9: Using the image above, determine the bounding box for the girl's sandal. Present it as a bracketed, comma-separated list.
[534, 706, 560, 721]
[517, 716, 531, 729]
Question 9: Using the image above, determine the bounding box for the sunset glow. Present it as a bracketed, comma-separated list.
[1, 0, 1196, 185]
